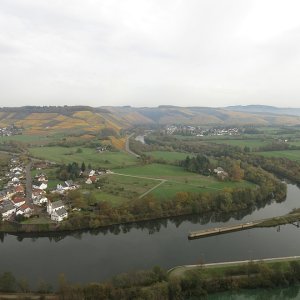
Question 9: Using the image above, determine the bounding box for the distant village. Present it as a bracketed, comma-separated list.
[0, 156, 112, 224]
[165, 125, 240, 136]
[0, 125, 23, 137]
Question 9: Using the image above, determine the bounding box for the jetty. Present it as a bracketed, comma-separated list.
[188, 220, 261, 239]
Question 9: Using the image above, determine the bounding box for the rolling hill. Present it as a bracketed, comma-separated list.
[1, 105, 300, 136]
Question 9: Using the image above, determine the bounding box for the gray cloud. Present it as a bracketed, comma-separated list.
[0, 0, 300, 107]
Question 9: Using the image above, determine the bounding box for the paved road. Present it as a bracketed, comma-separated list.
[25, 162, 32, 204]
[125, 133, 140, 158]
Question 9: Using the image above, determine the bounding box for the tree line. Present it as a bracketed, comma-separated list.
[3, 259, 300, 299]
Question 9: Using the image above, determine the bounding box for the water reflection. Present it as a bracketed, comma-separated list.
[1, 194, 290, 243]
[0, 184, 299, 287]
[208, 285, 300, 299]
[3, 204, 264, 242]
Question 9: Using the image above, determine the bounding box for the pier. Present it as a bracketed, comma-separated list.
[188, 220, 261, 239]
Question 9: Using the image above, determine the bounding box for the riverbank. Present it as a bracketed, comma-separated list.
[2, 256, 300, 300]
[167, 256, 300, 298]
[1, 205, 297, 237]
[1, 203, 299, 237]
[0, 293, 57, 299]
[257, 209, 300, 228]
[0, 189, 289, 236]
[168, 255, 300, 278]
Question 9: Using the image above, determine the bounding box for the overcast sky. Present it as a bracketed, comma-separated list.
[0, 0, 300, 107]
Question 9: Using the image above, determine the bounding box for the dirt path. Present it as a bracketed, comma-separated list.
[138, 179, 166, 199]
[112, 172, 164, 181]
[111, 172, 167, 199]
[111, 171, 222, 198]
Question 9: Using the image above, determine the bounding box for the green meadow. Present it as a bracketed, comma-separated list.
[29, 146, 138, 168]
[145, 151, 193, 162]
[112, 164, 253, 200]
[210, 138, 269, 150]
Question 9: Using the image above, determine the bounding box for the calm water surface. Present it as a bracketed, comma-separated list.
[1, 184, 300, 288]
[208, 285, 300, 299]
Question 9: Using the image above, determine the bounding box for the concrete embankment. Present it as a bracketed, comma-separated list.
[188, 221, 260, 239]
[168, 255, 300, 278]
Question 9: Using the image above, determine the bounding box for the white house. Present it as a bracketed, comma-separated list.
[56, 184, 64, 191]
[64, 180, 78, 190]
[50, 207, 68, 222]
[12, 197, 26, 208]
[37, 174, 48, 182]
[11, 177, 19, 183]
[16, 204, 33, 217]
[33, 195, 48, 206]
[213, 167, 229, 180]
[47, 200, 65, 214]
[85, 178, 92, 185]
[32, 188, 45, 199]
[47, 200, 68, 222]
[89, 170, 95, 177]
[39, 183, 48, 190]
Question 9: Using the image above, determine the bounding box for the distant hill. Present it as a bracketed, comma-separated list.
[106, 105, 300, 126]
[1, 105, 300, 135]
[0, 106, 125, 135]
[225, 105, 300, 117]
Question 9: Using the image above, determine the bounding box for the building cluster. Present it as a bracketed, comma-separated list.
[0, 125, 23, 137]
[0, 158, 113, 223]
[0, 158, 69, 223]
[165, 125, 240, 137]
[0, 157, 33, 220]
[96, 146, 108, 152]
[54, 180, 79, 194]
[213, 167, 229, 180]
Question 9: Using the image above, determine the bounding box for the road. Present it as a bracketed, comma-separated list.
[138, 179, 166, 199]
[124, 133, 140, 158]
[25, 161, 32, 204]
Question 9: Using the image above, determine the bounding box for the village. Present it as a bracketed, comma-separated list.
[0, 124, 23, 137]
[0, 156, 111, 224]
[165, 125, 240, 136]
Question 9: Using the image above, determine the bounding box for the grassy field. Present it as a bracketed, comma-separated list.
[81, 174, 159, 205]
[31, 167, 62, 189]
[80, 189, 128, 206]
[210, 138, 269, 150]
[113, 164, 253, 200]
[257, 150, 300, 161]
[145, 151, 193, 162]
[21, 216, 54, 225]
[29, 146, 139, 168]
[0, 133, 64, 145]
[168, 258, 300, 280]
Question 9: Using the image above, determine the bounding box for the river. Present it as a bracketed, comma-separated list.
[1, 184, 300, 290]
[207, 285, 300, 299]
